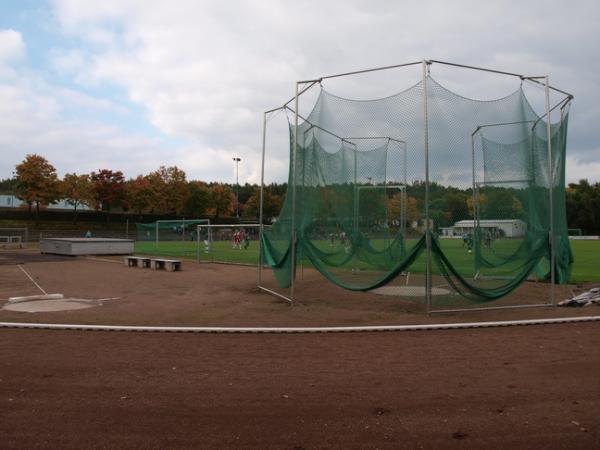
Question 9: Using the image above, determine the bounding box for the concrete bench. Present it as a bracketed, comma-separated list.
[125, 256, 152, 268]
[150, 258, 181, 272]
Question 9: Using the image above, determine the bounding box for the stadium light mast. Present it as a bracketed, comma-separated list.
[233, 157, 241, 218]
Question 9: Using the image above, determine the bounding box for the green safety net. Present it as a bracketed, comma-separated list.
[263, 76, 572, 301]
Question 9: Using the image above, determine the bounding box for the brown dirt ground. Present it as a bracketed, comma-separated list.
[0, 252, 599, 448]
[0, 324, 598, 449]
[0, 252, 598, 327]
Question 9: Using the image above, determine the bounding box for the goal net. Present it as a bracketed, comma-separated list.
[196, 224, 263, 265]
[135, 219, 210, 257]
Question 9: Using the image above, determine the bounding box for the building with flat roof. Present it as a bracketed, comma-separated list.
[441, 219, 526, 238]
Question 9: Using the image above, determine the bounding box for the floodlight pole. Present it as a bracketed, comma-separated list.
[233, 157, 241, 218]
[545, 76, 556, 305]
[258, 112, 267, 286]
[423, 60, 432, 316]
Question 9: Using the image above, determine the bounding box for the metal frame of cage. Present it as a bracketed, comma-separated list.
[259, 59, 573, 314]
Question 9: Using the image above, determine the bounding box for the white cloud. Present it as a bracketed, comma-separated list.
[1, 1, 598, 185]
[566, 156, 600, 184]
[0, 29, 26, 64]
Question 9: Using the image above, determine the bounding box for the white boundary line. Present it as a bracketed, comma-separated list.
[16, 264, 47, 295]
[1, 316, 598, 334]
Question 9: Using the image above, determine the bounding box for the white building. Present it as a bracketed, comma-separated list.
[0, 194, 92, 211]
[443, 219, 527, 238]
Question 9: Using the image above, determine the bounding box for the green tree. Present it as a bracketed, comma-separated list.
[15, 154, 61, 222]
[185, 181, 211, 216]
[243, 186, 282, 221]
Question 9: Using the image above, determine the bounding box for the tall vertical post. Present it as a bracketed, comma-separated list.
[258, 112, 267, 286]
[353, 141, 359, 274]
[402, 142, 407, 235]
[423, 60, 432, 315]
[233, 157, 241, 218]
[290, 81, 300, 303]
[471, 131, 479, 278]
[544, 76, 555, 304]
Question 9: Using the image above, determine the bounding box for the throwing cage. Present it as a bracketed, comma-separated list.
[258, 60, 573, 314]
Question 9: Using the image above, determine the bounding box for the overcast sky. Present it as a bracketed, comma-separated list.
[0, 0, 598, 185]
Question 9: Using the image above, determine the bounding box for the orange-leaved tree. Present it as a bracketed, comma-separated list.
[62, 173, 93, 223]
[126, 175, 154, 214]
[209, 183, 234, 219]
[15, 154, 61, 222]
[90, 169, 126, 221]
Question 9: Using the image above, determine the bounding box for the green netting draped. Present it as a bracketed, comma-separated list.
[263, 76, 572, 301]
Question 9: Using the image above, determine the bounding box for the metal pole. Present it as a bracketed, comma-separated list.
[290, 81, 300, 303]
[423, 60, 432, 315]
[353, 141, 358, 274]
[258, 112, 267, 286]
[545, 76, 555, 305]
[299, 60, 422, 83]
[233, 157, 241, 218]
[471, 132, 478, 278]
[403, 142, 407, 235]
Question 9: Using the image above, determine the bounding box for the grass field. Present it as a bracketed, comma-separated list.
[135, 238, 600, 283]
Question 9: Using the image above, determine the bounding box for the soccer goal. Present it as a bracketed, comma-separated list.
[196, 223, 264, 266]
[0, 228, 28, 249]
[135, 219, 210, 258]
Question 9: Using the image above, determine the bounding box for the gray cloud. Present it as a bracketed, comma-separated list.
[1, 0, 598, 184]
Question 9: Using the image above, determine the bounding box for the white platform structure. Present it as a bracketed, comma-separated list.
[40, 238, 134, 256]
[443, 219, 527, 238]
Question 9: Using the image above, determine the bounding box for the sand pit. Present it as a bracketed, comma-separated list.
[2, 293, 118, 313]
[3, 298, 98, 312]
[372, 285, 452, 297]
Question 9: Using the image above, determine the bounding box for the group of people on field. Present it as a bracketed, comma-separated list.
[232, 229, 250, 250]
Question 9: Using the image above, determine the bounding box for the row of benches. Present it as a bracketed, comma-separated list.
[125, 256, 182, 272]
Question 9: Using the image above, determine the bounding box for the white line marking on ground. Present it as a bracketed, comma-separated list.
[0, 316, 598, 334]
[17, 264, 47, 295]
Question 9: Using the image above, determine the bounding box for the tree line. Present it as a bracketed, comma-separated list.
[1, 154, 283, 223]
[1, 154, 598, 234]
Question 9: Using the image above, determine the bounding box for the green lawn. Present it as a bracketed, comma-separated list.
[134, 238, 600, 283]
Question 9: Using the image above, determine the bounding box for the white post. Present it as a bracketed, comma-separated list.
[423, 60, 432, 315]
[290, 82, 300, 303]
[258, 112, 267, 286]
[545, 76, 555, 305]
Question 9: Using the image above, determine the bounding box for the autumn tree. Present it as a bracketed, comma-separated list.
[147, 166, 189, 214]
[184, 181, 211, 217]
[243, 186, 282, 221]
[15, 154, 61, 221]
[90, 169, 126, 220]
[126, 175, 154, 214]
[209, 183, 234, 219]
[62, 173, 93, 223]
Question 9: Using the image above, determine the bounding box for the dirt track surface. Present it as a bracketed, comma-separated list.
[1, 323, 599, 449]
[0, 256, 597, 327]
